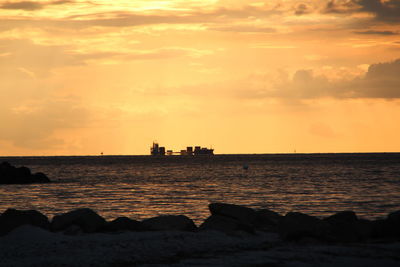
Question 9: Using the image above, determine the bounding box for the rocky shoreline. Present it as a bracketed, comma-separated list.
[1, 203, 399, 243]
[1, 203, 400, 266]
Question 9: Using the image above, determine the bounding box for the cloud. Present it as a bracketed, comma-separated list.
[359, 58, 400, 98]
[325, 0, 400, 23]
[0, 0, 72, 11]
[357, 0, 400, 22]
[0, 39, 84, 74]
[324, 0, 360, 14]
[0, 38, 214, 79]
[353, 30, 398, 35]
[0, 13, 201, 32]
[1, 1, 43, 10]
[0, 4, 284, 32]
[236, 58, 400, 100]
[207, 25, 276, 33]
[294, 3, 312, 15]
[125, 47, 213, 60]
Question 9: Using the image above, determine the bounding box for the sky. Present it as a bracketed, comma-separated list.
[1, 0, 400, 156]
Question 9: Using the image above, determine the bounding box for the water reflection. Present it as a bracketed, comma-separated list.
[1, 154, 400, 224]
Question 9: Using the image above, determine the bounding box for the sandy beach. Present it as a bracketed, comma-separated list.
[1, 225, 400, 267]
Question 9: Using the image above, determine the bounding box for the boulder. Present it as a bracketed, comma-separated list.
[0, 162, 15, 184]
[15, 167, 32, 180]
[279, 212, 330, 241]
[209, 203, 257, 226]
[31, 172, 50, 183]
[0, 208, 50, 236]
[371, 219, 389, 239]
[356, 219, 374, 241]
[199, 214, 254, 234]
[254, 209, 282, 231]
[372, 210, 400, 240]
[325, 211, 358, 224]
[388, 210, 400, 237]
[51, 208, 106, 233]
[388, 210, 400, 223]
[102, 217, 144, 232]
[0, 162, 50, 184]
[324, 211, 360, 242]
[141, 215, 197, 231]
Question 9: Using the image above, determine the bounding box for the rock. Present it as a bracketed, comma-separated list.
[254, 209, 282, 231]
[0, 162, 15, 184]
[142, 215, 197, 231]
[31, 172, 50, 183]
[324, 211, 360, 242]
[15, 167, 31, 180]
[325, 211, 358, 224]
[372, 210, 400, 240]
[356, 219, 374, 241]
[199, 214, 254, 234]
[387, 210, 400, 237]
[371, 219, 389, 239]
[387, 210, 400, 233]
[102, 217, 144, 232]
[51, 208, 106, 233]
[0, 208, 50, 236]
[279, 212, 330, 241]
[0, 162, 51, 184]
[209, 203, 257, 226]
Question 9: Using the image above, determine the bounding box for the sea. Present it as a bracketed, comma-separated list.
[1, 153, 400, 224]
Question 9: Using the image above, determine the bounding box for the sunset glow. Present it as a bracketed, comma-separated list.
[1, 0, 400, 155]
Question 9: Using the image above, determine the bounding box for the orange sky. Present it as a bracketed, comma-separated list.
[1, 0, 400, 155]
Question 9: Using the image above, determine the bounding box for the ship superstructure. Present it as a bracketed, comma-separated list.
[150, 142, 213, 156]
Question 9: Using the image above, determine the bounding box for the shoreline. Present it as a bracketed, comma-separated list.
[1, 203, 400, 266]
[1, 203, 400, 241]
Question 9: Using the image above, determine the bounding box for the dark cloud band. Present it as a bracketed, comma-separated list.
[353, 30, 398, 35]
[0, 0, 72, 11]
[325, 0, 400, 23]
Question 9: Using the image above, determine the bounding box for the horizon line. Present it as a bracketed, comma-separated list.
[1, 151, 400, 157]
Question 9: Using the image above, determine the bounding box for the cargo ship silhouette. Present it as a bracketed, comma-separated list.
[151, 142, 214, 156]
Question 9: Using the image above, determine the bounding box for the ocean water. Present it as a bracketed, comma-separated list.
[1, 153, 400, 224]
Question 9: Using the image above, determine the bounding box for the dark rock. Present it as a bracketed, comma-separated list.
[142, 215, 197, 231]
[31, 172, 50, 183]
[388, 210, 400, 237]
[0, 162, 51, 184]
[388, 210, 400, 224]
[372, 210, 400, 240]
[325, 211, 358, 224]
[199, 214, 254, 234]
[0, 162, 15, 184]
[324, 211, 360, 243]
[371, 219, 390, 239]
[254, 209, 282, 231]
[15, 167, 31, 180]
[0, 208, 50, 235]
[279, 212, 330, 241]
[0, 161, 12, 169]
[51, 208, 106, 233]
[102, 217, 144, 232]
[356, 219, 374, 241]
[209, 203, 257, 226]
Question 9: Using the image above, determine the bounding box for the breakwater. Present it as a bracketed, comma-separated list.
[1, 203, 400, 244]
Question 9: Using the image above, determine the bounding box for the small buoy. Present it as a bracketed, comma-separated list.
[243, 164, 249, 170]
